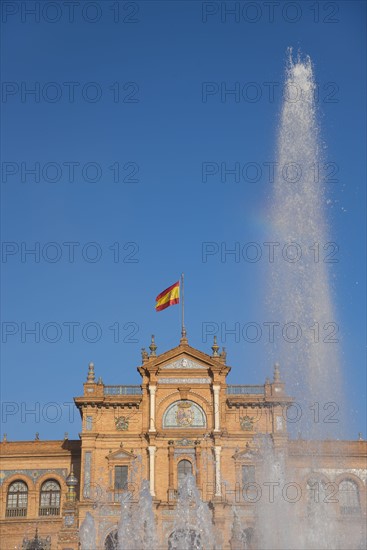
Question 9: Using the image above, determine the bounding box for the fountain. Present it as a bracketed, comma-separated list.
[79, 475, 216, 550]
[267, 49, 345, 440]
[79, 480, 158, 550]
[117, 480, 158, 550]
[256, 49, 353, 550]
[79, 512, 97, 550]
[168, 474, 217, 550]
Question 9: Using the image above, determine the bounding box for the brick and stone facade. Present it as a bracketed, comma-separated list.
[1, 336, 366, 549]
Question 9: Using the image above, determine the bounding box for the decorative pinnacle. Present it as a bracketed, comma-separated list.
[87, 362, 95, 382]
[273, 362, 281, 382]
[66, 464, 78, 486]
[220, 347, 227, 364]
[212, 336, 219, 357]
[141, 347, 149, 363]
[66, 465, 78, 501]
[149, 335, 157, 356]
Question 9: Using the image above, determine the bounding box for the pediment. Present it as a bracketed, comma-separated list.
[138, 342, 231, 378]
[235, 451, 256, 461]
[155, 345, 214, 370]
[233, 443, 259, 461]
[107, 448, 135, 461]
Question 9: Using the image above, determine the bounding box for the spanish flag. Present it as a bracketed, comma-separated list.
[155, 281, 180, 311]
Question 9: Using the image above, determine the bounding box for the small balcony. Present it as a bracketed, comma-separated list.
[226, 385, 264, 395]
[108, 487, 135, 504]
[39, 506, 60, 516]
[340, 506, 360, 515]
[104, 385, 142, 395]
[6, 508, 27, 517]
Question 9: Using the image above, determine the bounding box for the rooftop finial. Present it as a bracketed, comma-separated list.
[149, 335, 157, 356]
[220, 347, 227, 364]
[212, 336, 219, 357]
[87, 362, 95, 382]
[273, 362, 281, 382]
[180, 325, 188, 344]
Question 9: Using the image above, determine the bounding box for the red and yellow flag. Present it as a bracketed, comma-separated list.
[155, 281, 180, 311]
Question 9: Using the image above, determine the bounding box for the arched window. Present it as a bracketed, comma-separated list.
[6, 480, 28, 517]
[339, 479, 360, 515]
[177, 459, 192, 488]
[39, 480, 61, 516]
[105, 530, 118, 550]
[241, 528, 254, 550]
[242, 465, 256, 502]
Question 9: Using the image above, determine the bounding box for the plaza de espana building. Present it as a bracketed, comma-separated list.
[1, 334, 366, 549]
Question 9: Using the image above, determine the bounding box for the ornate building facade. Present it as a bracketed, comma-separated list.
[1, 335, 366, 549]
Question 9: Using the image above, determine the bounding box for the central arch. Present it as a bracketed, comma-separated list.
[168, 529, 202, 550]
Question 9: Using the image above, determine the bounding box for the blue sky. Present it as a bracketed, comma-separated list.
[1, 1, 365, 440]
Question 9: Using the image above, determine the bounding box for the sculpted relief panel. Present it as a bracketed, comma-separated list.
[161, 358, 207, 370]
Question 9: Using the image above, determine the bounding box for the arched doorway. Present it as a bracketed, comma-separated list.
[241, 527, 254, 549]
[168, 528, 202, 550]
[105, 530, 118, 550]
[177, 459, 192, 489]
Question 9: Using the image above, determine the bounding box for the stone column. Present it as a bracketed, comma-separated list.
[149, 385, 156, 432]
[148, 446, 156, 496]
[213, 385, 220, 432]
[168, 442, 174, 488]
[214, 445, 222, 497]
[195, 444, 202, 488]
[168, 441, 175, 501]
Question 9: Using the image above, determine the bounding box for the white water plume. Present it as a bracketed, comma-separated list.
[267, 49, 345, 439]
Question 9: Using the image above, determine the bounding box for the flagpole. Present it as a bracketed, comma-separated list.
[181, 272, 187, 341]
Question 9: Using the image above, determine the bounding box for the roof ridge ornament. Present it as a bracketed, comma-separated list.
[211, 336, 219, 357]
[149, 335, 157, 356]
[141, 347, 149, 363]
[273, 362, 281, 382]
[87, 361, 95, 382]
[180, 325, 188, 345]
